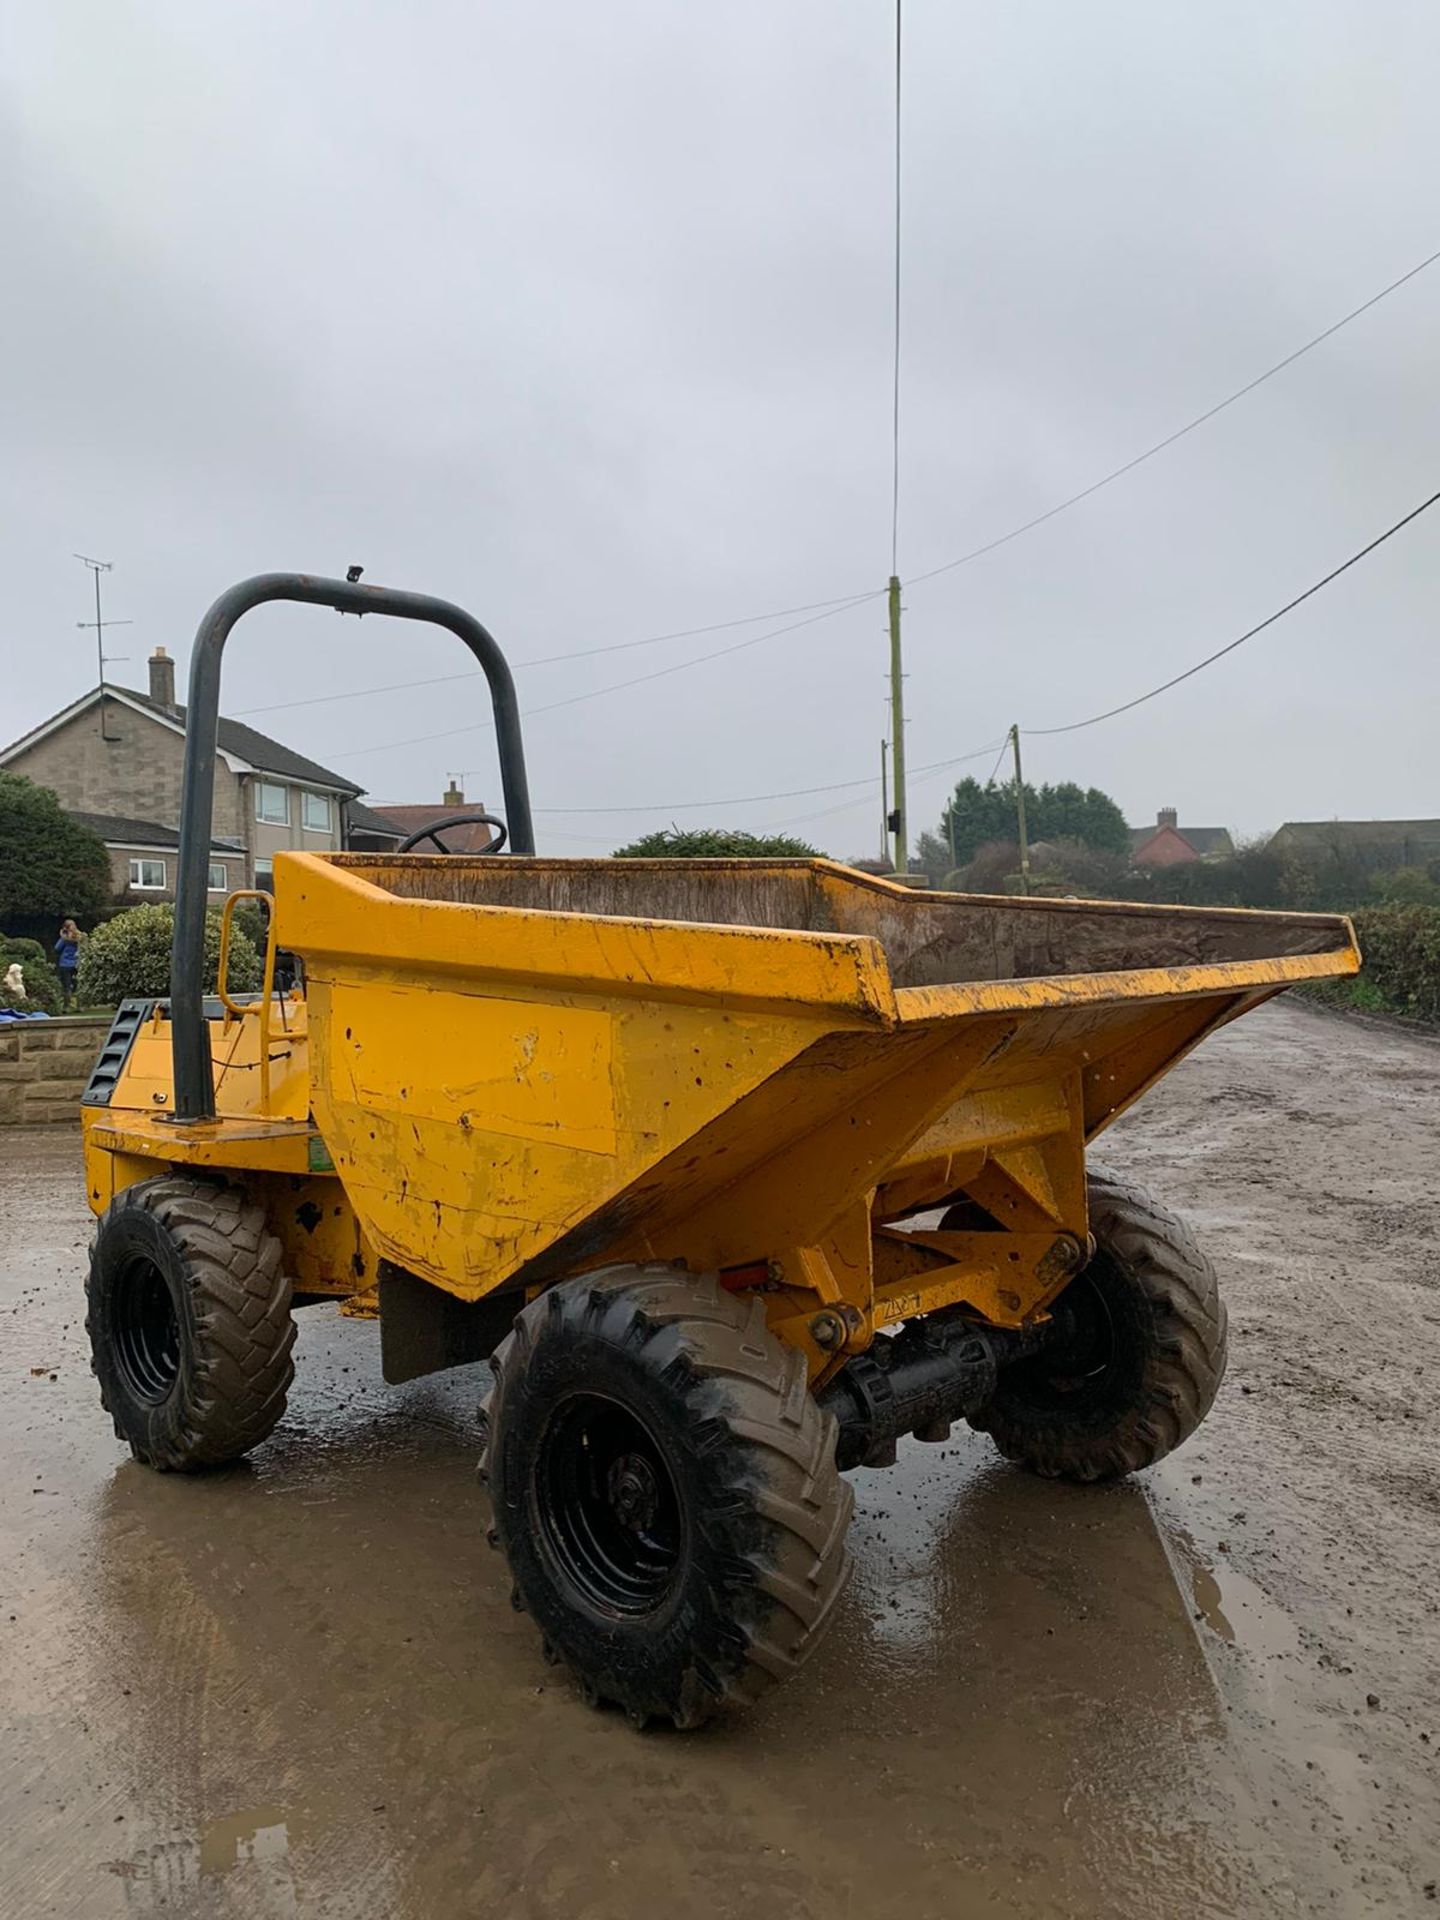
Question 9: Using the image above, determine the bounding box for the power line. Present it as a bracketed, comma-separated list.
[539, 488, 1439, 838]
[775, 790, 888, 832]
[534, 773, 884, 816]
[344, 593, 878, 764]
[516, 594, 875, 722]
[908, 243, 1440, 588]
[528, 743, 1006, 840]
[530, 736, 1006, 819]
[503, 244, 1440, 800]
[890, 0, 903, 576]
[904, 740, 1009, 783]
[885, 0, 909, 875]
[233, 589, 879, 720]
[558, 736, 1002, 843]
[761, 739, 1007, 836]
[230, 246, 1439, 730]
[1025, 484, 1440, 737]
[772, 490, 1440, 831]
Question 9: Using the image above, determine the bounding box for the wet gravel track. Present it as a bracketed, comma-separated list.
[0, 999, 1435, 1917]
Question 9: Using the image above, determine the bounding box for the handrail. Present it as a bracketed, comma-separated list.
[215, 890, 278, 1113]
[216, 889, 276, 1020]
[168, 573, 534, 1122]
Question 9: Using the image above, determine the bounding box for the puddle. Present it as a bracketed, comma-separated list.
[1166, 1524, 1300, 1663]
[199, 1805, 291, 1878]
[1192, 1561, 1236, 1642]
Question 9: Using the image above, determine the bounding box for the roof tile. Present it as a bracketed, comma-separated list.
[68, 809, 241, 853]
[112, 685, 361, 794]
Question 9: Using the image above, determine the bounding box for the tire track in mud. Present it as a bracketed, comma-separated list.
[1110, 1000, 1440, 1917]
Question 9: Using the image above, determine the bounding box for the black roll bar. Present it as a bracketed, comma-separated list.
[169, 572, 535, 1122]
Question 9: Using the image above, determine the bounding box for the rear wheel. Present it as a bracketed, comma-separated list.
[86, 1176, 295, 1470]
[969, 1168, 1227, 1481]
[480, 1265, 852, 1728]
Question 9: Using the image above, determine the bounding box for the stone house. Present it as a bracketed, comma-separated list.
[0, 646, 408, 901]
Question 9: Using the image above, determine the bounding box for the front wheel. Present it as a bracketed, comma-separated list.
[86, 1176, 295, 1470]
[969, 1168, 1227, 1481]
[480, 1265, 853, 1729]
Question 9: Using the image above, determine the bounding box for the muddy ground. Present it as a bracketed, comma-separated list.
[0, 998, 1436, 1918]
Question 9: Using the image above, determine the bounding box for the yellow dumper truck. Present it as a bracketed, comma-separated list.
[80, 575, 1360, 1728]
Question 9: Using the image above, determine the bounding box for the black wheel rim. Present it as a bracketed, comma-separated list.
[536, 1394, 683, 1618]
[112, 1253, 182, 1404]
[1009, 1268, 1119, 1413]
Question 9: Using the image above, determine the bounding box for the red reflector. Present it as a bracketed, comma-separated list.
[719, 1261, 770, 1293]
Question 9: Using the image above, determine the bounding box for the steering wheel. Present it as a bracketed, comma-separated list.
[396, 811, 509, 854]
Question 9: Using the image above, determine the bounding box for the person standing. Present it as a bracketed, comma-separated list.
[54, 918, 83, 1007]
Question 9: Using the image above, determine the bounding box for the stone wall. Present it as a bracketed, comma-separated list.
[0, 1016, 108, 1124]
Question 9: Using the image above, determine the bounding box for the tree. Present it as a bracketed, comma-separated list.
[912, 832, 954, 886]
[0, 773, 111, 928]
[929, 776, 1130, 870]
[1029, 837, 1129, 896]
[961, 839, 1022, 894]
[1034, 782, 1131, 855]
[928, 779, 1013, 869]
[1373, 865, 1440, 908]
[77, 904, 262, 1005]
[613, 827, 821, 859]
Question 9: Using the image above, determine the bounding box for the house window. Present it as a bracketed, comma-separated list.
[255, 780, 289, 824]
[207, 862, 228, 892]
[254, 860, 274, 892]
[129, 857, 166, 891]
[301, 790, 331, 832]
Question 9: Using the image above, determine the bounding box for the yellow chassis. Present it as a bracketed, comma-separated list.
[83, 856, 1359, 1379]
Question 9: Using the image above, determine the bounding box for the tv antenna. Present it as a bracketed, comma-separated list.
[75, 554, 133, 742]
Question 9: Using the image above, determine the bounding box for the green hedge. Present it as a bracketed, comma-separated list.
[1348, 907, 1440, 1024]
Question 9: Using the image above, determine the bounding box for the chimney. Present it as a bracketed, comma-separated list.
[148, 646, 177, 711]
[443, 779, 464, 808]
[1157, 807, 1178, 831]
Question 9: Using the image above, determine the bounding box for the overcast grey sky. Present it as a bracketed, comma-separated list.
[2, 1, 1436, 856]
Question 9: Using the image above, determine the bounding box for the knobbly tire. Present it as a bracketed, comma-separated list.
[479, 1264, 853, 1730]
[86, 1176, 295, 1471]
[968, 1168, 1227, 1482]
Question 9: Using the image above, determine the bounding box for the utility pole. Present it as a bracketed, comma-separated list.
[1010, 723, 1031, 895]
[74, 555, 132, 743]
[879, 737, 890, 866]
[888, 574, 907, 873]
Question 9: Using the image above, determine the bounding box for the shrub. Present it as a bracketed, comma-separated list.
[958, 839, 1021, 894]
[76, 904, 262, 1005]
[613, 827, 821, 859]
[1349, 907, 1440, 1025]
[1373, 866, 1440, 908]
[0, 936, 62, 1013]
[1112, 842, 1291, 910]
[232, 901, 268, 953]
